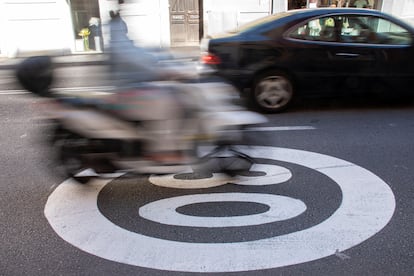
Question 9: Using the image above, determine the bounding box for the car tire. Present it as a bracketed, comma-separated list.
[252, 70, 294, 113]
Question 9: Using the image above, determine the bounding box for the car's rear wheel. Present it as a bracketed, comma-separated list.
[252, 70, 294, 113]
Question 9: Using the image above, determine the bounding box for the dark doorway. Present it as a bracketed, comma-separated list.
[288, 0, 307, 9]
[69, 0, 102, 51]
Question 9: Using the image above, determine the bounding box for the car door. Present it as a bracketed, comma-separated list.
[358, 15, 414, 92]
[335, 14, 414, 93]
[285, 14, 386, 94]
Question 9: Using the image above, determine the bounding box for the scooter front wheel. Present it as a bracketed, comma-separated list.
[53, 131, 95, 184]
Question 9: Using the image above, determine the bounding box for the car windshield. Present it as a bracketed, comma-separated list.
[229, 11, 293, 33]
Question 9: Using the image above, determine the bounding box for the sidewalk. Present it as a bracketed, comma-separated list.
[0, 46, 201, 70]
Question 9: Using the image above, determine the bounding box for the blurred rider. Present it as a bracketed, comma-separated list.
[106, 5, 195, 165]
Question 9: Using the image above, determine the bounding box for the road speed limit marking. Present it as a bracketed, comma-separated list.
[149, 163, 292, 188]
[139, 193, 306, 227]
[44, 146, 395, 273]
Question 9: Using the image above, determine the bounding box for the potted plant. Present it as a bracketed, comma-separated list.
[78, 28, 90, 51]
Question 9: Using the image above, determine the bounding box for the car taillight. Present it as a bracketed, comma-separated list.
[201, 53, 221, 65]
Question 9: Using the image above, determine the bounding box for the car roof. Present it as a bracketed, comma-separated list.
[236, 8, 414, 34]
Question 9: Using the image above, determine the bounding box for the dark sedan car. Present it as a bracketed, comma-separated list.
[200, 8, 414, 112]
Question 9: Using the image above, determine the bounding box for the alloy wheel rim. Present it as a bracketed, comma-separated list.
[256, 76, 292, 109]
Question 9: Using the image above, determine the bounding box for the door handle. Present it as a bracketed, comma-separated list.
[335, 53, 360, 58]
[333, 52, 375, 61]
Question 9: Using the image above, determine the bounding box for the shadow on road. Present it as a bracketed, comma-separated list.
[245, 93, 414, 114]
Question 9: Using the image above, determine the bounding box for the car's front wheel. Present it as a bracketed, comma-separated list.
[252, 70, 294, 113]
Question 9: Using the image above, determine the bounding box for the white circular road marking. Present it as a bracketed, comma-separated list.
[44, 146, 395, 273]
[139, 193, 306, 227]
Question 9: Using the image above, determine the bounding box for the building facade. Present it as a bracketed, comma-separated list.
[0, 0, 413, 57]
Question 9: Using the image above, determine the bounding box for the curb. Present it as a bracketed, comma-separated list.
[0, 54, 108, 70]
[0, 47, 200, 70]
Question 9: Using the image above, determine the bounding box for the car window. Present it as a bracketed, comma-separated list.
[340, 15, 412, 45]
[288, 16, 340, 42]
[288, 14, 413, 45]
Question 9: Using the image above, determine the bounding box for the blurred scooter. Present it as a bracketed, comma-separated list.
[16, 55, 267, 183]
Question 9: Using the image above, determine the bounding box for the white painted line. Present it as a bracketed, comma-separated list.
[246, 126, 316, 131]
[45, 146, 395, 273]
[0, 90, 28, 95]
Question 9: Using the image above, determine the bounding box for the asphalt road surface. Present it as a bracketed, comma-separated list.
[1, 71, 414, 275]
